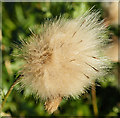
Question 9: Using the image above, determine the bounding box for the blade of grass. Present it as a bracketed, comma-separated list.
[91, 82, 98, 116]
[0, 75, 23, 112]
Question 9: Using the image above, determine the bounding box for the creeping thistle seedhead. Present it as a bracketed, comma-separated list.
[17, 9, 110, 113]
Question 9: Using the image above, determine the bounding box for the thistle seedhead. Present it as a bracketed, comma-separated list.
[18, 9, 110, 113]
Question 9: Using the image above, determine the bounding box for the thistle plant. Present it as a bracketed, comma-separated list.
[2, 8, 110, 114]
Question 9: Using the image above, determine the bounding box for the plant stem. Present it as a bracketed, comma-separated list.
[91, 82, 98, 116]
[0, 75, 23, 112]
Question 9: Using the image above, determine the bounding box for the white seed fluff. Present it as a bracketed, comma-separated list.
[19, 10, 109, 101]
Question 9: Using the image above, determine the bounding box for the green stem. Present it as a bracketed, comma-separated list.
[0, 75, 23, 112]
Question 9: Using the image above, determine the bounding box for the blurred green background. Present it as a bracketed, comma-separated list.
[1, 2, 120, 117]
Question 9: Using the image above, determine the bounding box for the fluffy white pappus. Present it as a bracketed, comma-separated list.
[19, 10, 109, 100]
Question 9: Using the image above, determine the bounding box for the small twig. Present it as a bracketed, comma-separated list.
[0, 75, 23, 112]
[91, 82, 98, 116]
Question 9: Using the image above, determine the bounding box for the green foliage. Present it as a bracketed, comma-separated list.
[2, 2, 120, 116]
